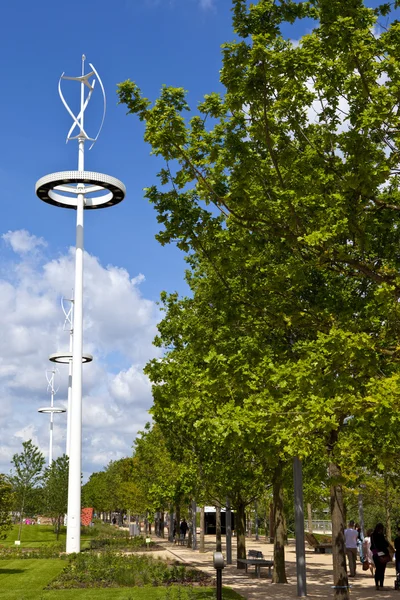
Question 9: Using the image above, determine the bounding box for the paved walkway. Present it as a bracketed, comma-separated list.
[150, 535, 399, 599]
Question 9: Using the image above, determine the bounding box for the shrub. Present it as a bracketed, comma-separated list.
[46, 551, 212, 589]
[0, 542, 65, 560]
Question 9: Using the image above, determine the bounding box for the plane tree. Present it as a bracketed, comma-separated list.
[119, 1, 400, 596]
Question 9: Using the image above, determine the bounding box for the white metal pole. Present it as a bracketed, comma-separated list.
[49, 411, 54, 465]
[49, 372, 55, 465]
[66, 57, 85, 554]
[66, 324, 73, 457]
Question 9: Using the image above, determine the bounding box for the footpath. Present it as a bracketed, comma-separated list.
[150, 535, 400, 599]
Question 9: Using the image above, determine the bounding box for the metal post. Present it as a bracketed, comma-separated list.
[192, 500, 197, 550]
[200, 506, 205, 552]
[66, 81, 85, 552]
[36, 55, 125, 553]
[255, 500, 259, 541]
[293, 456, 307, 597]
[216, 569, 222, 600]
[49, 411, 54, 464]
[66, 310, 73, 457]
[213, 552, 224, 600]
[226, 498, 232, 564]
[358, 490, 365, 536]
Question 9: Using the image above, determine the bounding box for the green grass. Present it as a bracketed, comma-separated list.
[1, 525, 91, 550]
[0, 559, 243, 600]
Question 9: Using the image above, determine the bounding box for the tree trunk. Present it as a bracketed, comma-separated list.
[385, 473, 392, 542]
[18, 493, 25, 542]
[160, 511, 164, 538]
[255, 501, 259, 541]
[56, 515, 61, 540]
[192, 500, 197, 550]
[200, 506, 205, 552]
[269, 502, 274, 543]
[272, 461, 288, 583]
[169, 507, 174, 542]
[175, 503, 181, 543]
[188, 502, 193, 548]
[329, 454, 349, 600]
[307, 503, 313, 533]
[216, 503, 222, 552]
[236, 501, 246, 568]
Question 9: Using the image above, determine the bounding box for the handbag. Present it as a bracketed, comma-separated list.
[362, 560, 370, 571]
[379, 554, 391, 564]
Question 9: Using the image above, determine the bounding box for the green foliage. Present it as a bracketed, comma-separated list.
[43, 455, 69, 539]
[10, 440, 45, 541]
[0, 558, 237, 600]
[82, 457, 138, 515]
[89, 534, 157, 551]
[47, 551, 212, 589]
[119, 0, 400, 490]
[131, 423, 195, 514]
[0, 474, 14, 540]
[0, 542, 65, 560]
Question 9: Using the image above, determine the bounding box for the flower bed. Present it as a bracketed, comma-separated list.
[46, 551, 212, 589]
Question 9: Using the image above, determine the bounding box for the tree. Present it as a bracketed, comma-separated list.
[118, 1, 400, 596]
[82, 470, 111, 519]
[0, 474, 14, 540]
[43, 455, 69, 539]
[10, 440, 45, 541]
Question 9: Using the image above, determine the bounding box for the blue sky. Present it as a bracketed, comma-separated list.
[0, 0, 237, 301]
[0, 0, 395, 476]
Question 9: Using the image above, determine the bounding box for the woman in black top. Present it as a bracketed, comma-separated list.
[370, 523, 390, 590]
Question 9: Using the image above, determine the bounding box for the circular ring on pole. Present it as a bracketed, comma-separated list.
[38, 406, 66, 414]
[35, 171, 126, 209]
[49, 351, 93, 364]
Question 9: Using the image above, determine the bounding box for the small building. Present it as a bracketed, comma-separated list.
[204, 506, 235, 535]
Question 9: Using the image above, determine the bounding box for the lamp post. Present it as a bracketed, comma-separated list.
[36, 56, 125, 553]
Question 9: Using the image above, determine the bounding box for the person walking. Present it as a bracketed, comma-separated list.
[355, 523, 364, 563]
[180, 519, 188, 539]
[362, 528, 375, 577]
[371, 523, 390, 590]
[344, 520, 358, 577]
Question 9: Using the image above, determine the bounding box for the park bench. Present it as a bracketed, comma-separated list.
[305, 532, 333, 554]
[176, 534, 187, 546]
[237, 549, 274, 578]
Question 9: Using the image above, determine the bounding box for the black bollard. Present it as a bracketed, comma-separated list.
[213, 552, 225, 600]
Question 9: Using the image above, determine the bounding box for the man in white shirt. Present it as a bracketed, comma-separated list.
[344, 520, 359, 577]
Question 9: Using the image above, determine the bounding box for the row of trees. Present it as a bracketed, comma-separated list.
[116, 1, 400, 598]
[0, 440, 69, 540]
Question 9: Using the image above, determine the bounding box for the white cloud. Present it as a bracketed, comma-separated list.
[199, 0, 214, 9]
[3, 229, 47, 254]
[0, 230, 160, 480]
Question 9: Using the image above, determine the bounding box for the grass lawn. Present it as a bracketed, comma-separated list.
[1, 525, 91, 550]
[0, 559, 243, 600]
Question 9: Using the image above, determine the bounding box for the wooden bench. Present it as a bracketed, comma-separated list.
[305, 532, 332, 554]
[237, 550, 274, 578]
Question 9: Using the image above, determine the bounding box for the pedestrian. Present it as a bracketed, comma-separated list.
[362, 528, 375, 577]
[180, 519, 188, 539]
[344, 520, 358, 577]
[355, 523, 364, 562]
[371, 522, 391, 590]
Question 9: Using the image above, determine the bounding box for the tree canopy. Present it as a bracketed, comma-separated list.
[118, 1, 400, 595]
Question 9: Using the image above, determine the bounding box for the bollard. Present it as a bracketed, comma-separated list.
[213, 551, 225, 600]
